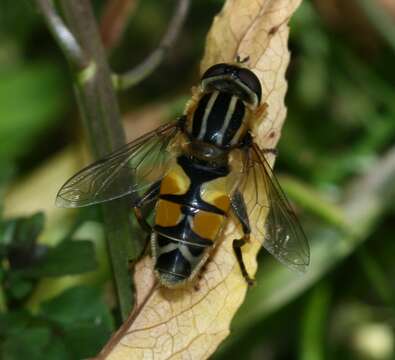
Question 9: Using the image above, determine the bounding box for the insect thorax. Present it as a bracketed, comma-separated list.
[186, 90, 250, 149]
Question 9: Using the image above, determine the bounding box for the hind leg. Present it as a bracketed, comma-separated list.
[233, 237, 255, 286]
[231, 191, 255, 286]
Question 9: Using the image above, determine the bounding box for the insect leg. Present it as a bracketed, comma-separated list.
[133, 208, 151, 233]
[133, 181, 161, 233]
[231, 191, 255, 286]
[255, 102, 268, 119]
[262, 148, 278, 156]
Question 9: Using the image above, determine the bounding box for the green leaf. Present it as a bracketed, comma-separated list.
[0, 212, 44, 248]
[0, 311, 31, 337]
[61, 323, 113, 359]
[7, 273, 33, 300]
[0, 213, 46, 270]
[23, 240, 97, 278]
[1, 326, 51, 360]
[41, 337, 70, 360]
[41, 286, 113, 327]
[41, 286, 114, 358]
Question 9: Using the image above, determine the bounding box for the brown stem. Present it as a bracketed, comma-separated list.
[113, 0, 190, 90]
[100, 0, 139, 51]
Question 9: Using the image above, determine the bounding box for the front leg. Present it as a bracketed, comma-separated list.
[255, 102, 268, 119]
[231, 191, 255, 286]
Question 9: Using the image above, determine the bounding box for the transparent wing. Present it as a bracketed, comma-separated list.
[56, 121, 180, 208]
[241, 143, 310, 272]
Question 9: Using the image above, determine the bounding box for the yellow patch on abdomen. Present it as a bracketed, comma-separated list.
[201, 189, 231, 213]
[212, 194, 231, 212]
[200, 175, 232, 214]
[160, 164, 190, 195]
[155, 199, 183, 227]
[194, 178, 232, 240]
[191, 210, 224, 240]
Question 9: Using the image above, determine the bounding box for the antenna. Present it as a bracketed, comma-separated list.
[236, 55, 250, 64]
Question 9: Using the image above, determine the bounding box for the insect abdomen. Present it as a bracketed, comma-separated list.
[151, 155, 232, 287]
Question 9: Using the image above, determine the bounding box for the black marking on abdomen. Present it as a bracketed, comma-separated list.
[156, 154, 228, 244]
[154, 234, 207, 283]
[153, 153, 230, 285]
[154, 214, 213, 247]
[159, 155, 229, 215]
[155, 248, 191, 278]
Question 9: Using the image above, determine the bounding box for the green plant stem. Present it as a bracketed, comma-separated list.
[35, 0, 87, 69]
[357, 248, 395, 307]
[57, 0, 135, 320]
[279, 175, 351, 234]
[300, 283, 331, 360]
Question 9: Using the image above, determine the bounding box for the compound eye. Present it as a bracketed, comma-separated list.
[201, 63, 229, 80]
[200, 63, 261, 106]
[238, 69, 262, 103]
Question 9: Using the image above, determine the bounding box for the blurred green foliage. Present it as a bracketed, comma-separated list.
[0, 285, 113, 359]
[0, 63, 68, 162]
[0, 212, 111, 359]
[0, 0, 394, 359]
[0, 1, 70, 176]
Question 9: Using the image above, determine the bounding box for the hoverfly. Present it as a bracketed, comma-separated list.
[56, 62, 310, 288]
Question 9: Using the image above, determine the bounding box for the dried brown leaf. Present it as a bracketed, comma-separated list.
[98, 1, 302, 359]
